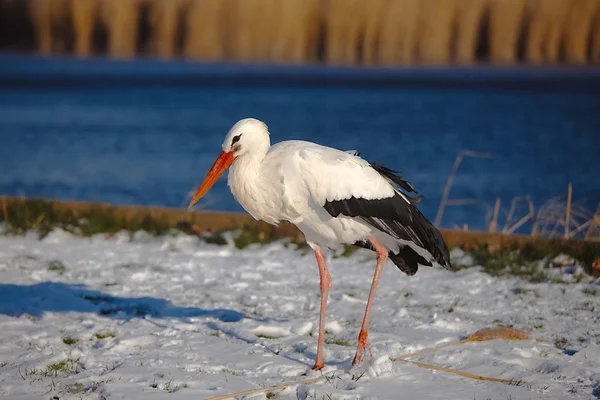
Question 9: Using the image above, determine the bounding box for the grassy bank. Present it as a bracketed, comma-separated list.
[2, 196, 599, 277]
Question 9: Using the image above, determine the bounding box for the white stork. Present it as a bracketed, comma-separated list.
[189, 118, 451, 370]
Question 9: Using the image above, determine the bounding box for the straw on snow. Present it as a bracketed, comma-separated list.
[207, 327, 535, 400]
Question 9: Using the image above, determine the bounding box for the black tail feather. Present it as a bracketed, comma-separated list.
[353, 240, 430, 276]
[370, 163, 423, 203]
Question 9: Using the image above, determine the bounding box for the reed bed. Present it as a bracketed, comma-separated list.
[437, 152, 600, 243]
[15, 0, 599, 65]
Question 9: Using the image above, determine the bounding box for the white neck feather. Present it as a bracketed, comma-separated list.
[227, 149, 276, 223]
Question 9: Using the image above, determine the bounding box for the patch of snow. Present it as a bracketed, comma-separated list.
[0, 229, 598, 399]
[449, 247, 476, 267]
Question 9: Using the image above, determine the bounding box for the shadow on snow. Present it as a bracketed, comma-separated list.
[0, 281, 247, 322]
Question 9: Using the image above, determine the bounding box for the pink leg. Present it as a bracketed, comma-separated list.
[352, 235, 388, 366]
[312, 245, 331, 370]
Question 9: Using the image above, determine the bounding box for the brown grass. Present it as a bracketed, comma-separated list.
[101, 0, 143, 59]
[562, 0, 599, 65]
[454, 0, 489, 64]
[28, 0, 70, 54]
[2, 196, 599, 272]
[69, 0, 98, 58]
[525, 0, 570, 64]
[183, 0, 226, 61]
[149, 0, 185, 59]
[206, 326, 531, 399]
[17, 0, 600, 65]
[416, 0, 457, 64]
[592, 6, 600, 63]
[488, 0, 527, 64]
[323, 0, 364, 65]
[379, 0, 421, 65]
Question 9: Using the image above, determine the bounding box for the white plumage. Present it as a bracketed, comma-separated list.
[189, 118, 451, 370]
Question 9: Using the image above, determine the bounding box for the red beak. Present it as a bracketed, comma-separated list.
[188, 151, 236, 208]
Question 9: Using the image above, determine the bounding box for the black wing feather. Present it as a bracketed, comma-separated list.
[323, 161, 451, 275]
[369, 163, 422, 201]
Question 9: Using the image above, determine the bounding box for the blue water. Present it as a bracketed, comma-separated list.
[1, 55, 599, 231]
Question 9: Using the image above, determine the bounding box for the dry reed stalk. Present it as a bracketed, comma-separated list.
[183, 0, 225, 60]
[150, 0, 185, 59]
[208, 327, 531, 400]
[565, 183, 573, 239]
[28, 0, 69, 54]
[397, 359, 516, 384]
[323, 0, 365, 65]
[69, 0, 97, 58]
[390, 327, 531, 384]
[454, 0, 488, 64]
[376, 0, 402, 65]
[390, 327, 531, 362]
[434, 150, 494, 227]
[592, 6, 600, 63]
[28, 0, 53, 54]
[244, 0, 275, 61]
[500, 196, 535, 235]
[259, 0, 283, 61]
[282, 0, 320, 63]
[563, 0, 599, 65]
[361, 0, 388, 65]
[31, 213, 45, 230]
[488, 0, 527, 64]
[525, 0, 570, 64]
[1, 197, 7, 222]
[570, 216, 598, 238]
[225, 0, 254, 61]
[378, 0, 421, 65]
[489, 197, 501, 233]
[535, 192, 596, 239]
[101, 0, 142, 59]
[416, 0, 457, 64]
[582, 203, 600, 240]
[263, 0, 319, 63]
[205, 377, 320, 400]
[233, 0, 283, 62]
[467, 327, 529, 341]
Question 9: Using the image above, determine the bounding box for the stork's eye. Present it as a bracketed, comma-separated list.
[231, 134, 242, 146]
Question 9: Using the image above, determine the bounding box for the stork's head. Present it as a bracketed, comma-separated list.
[188, 118, 270, 208]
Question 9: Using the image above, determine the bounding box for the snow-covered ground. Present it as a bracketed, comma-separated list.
[0, 228, 599, 400]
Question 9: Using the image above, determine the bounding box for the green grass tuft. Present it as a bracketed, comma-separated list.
[454, 241, 599, 278]
[325, 338, 353, 347]
[2, 198, 175, 239]
[47, 260, 66, 274]
[255, 334, 277, 339]
[554, 337, 569, 350]
[234, 225, 275, 249]
[333, 244, 359, 258]
[94, 330, 116, 339]
[221, 368, 240, 376]
[582, 287, 598, 296]
[45, 358, 81, 377]
[62, 336, 79, 346]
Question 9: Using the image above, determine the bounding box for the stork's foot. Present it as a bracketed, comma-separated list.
[312, 362, 325, 371]
[352, 329, 369, 365]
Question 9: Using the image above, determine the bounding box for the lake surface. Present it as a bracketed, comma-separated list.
[1, 54, 599, 232]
